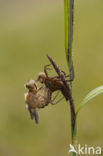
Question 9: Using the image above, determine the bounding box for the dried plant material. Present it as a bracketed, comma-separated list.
[24, 80, 52, 124]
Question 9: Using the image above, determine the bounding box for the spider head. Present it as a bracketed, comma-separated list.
[37, 72, 46, 83]
[25, 80, 37, 91]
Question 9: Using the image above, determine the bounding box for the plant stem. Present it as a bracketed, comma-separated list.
[64, 0, 74, 87]
[68, 0, 73, 87]
[64, 0, 77, 155]
[64, 0, 69, 62]
[47, 55, 77, 155]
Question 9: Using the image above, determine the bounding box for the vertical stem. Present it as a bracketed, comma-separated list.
[64, 0, 77, 156]
[68, 0, 73, 87]
[64, 0, 69, 61]
[64, 0, 74, 87]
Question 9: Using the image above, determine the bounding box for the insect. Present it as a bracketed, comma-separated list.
[37, 64, 74, 101]
[24, 80, 60, 124]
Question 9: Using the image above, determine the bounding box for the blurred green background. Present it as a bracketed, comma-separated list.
[0, 0, 103, 156]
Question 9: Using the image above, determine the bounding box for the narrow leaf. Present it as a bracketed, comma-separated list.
[64, 0, 74, 87]
[76, 86, 103, 115]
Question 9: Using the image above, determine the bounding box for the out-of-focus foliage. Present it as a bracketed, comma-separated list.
[0, 0, 103, 156]
[76, 86, 103, 115]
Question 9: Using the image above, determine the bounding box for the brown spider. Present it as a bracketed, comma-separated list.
[37, 64, 74, 101]
[24, 80, 60, 124]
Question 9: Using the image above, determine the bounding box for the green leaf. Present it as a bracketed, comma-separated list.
[76, 86, 103, 115]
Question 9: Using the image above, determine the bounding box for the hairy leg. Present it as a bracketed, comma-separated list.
[52, 91, 60, 101]
[44, 64, 52, 77]
[50, 91, 64, 105]
[50, 96, 64, 105]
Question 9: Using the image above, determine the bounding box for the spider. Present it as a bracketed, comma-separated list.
[24, 80, 61, 123]
[37, 64, 74, 101]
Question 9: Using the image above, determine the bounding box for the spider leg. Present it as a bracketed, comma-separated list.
[61, 70, 70, 78]
[64, 64, 75, 82]
[52, 91, 60, 102]
[44, 64, 52, 77]
[61, 70, 66, 76]
[65, 74, 70, 78]
[50, 91, 64, 105]
[50, 97, 64, 105]
[37, 85, 45, 92]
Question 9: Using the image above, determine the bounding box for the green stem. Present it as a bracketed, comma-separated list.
[64, 1, 77, 156]
[68, 0, 73, 87]
[64, 0, 73, 87]
[72, 121, 77, 156]
[64, 0, 69, 60]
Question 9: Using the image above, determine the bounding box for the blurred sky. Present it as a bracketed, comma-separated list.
[0, 0, 103, 156]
